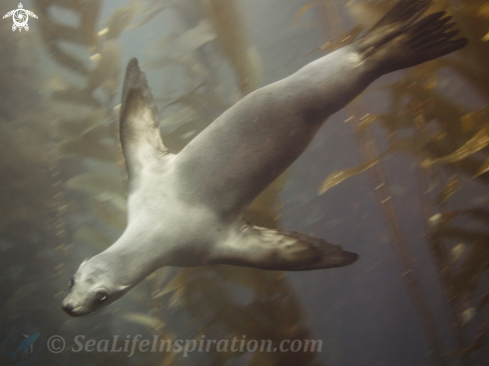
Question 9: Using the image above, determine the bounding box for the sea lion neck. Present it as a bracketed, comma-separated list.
[95, 234, 167, 287]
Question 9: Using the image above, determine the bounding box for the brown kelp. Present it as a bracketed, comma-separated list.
[0, 2, 75, 364]
[140, 0, 320, 364]
[32, 1, 169, 363]
[317, 0, 489, 364]
[34, 0, 319, 365]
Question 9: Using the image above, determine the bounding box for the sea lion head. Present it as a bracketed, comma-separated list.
[61, 257, 130, 316]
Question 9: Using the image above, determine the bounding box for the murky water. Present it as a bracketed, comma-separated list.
[0, 0, 488, 365]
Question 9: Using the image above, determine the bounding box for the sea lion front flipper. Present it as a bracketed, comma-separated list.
[120, 58, 169, 181]
[216, 224, 358, 271]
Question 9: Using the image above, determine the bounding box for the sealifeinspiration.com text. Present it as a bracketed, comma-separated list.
[65, 335, 323, 357]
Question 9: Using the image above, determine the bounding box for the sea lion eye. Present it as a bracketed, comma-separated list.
[69, 277, 75, 288]
[96, 291, 108, 302]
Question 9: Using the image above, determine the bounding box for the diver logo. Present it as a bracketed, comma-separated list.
[0, 326, 44, 365]
[2, 3, 38, 32]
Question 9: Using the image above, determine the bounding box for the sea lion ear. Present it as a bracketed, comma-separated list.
[81, 257, 91, 266]
[120, 58, 169, 184]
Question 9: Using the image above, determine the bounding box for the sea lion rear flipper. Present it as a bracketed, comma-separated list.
[120, 58, 169, 181]
[354, 0, 467, 73]
[216, 224, 358, 271]
[355, 0, 432, 53]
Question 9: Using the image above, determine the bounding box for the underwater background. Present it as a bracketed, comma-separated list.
[0, 0, 488, 365]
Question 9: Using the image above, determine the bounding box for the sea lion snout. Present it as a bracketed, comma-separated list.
[61, 302, 86, 317]
[61, 303, 73, 315]
[61, 300, 84, 317]
[61, 294, 98, 317]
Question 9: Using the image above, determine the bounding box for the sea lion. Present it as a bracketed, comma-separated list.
[62, 0, 467, 316]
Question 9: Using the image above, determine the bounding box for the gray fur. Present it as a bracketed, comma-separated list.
[62, 0, 467, 316]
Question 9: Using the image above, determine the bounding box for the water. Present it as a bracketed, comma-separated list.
[0, 0, 488, 365]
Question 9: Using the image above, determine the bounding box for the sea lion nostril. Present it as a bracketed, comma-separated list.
[62, 304, 74, 314]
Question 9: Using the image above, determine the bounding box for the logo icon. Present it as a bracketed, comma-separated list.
[7, 333, 39, 361]
[3, 3, 38, 32]
[0, 326, 44, 365]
